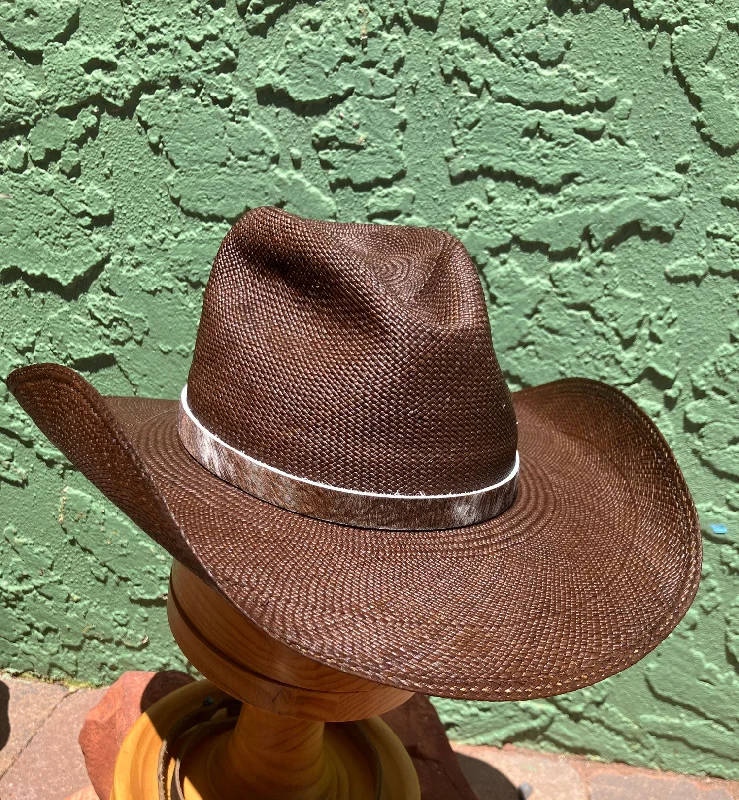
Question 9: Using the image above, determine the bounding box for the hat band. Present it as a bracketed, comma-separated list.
[177, 385, 519, 531]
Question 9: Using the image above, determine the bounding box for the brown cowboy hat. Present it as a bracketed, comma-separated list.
[7, 207, 701, 701]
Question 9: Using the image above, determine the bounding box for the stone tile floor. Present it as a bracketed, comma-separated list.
[0, 673, 737, 800]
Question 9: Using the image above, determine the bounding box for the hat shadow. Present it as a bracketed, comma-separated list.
[455, 752, 521, 800]
[139, 671, 194, 713]
[0, 679, 10, 756]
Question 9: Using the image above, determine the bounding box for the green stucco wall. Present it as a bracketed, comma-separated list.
[1, 0, 738, 780]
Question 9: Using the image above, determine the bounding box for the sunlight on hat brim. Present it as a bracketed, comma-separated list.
[102, 378, 701, 700]
[7, 364, 701, 700]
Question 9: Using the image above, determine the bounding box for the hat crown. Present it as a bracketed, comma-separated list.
[186, 207, 517, 496]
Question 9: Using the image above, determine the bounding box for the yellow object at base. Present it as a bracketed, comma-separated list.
[111, 678, 420, 800]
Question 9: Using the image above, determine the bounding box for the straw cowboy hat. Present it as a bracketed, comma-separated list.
[7, 207, 701, 700]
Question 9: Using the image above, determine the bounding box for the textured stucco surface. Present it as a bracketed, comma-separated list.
[1, 0, 738, 781]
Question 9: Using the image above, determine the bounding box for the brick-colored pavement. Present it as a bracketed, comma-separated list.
[0, 673, 67, 779]
[453, 744, 739, 800]
[1, 673, 738, 800]
[0, 675, 105, 800]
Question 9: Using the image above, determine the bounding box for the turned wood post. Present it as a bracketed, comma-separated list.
[160, 561, 419, 799]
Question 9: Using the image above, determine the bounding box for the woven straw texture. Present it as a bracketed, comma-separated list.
[188, 207, 517, 494]
[6, 210, 701, 700]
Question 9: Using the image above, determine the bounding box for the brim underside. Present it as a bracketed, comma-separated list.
[8, 365, 701, 700]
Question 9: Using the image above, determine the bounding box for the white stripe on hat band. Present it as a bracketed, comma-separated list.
[177, 384, 519, 530]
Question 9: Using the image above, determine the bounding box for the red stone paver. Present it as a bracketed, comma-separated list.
[2, 673, 739, 800]
[79, 670, 194, 800]
[587, 765, 737, 800]
[0, 674, 68, 780]
[454, 743, 588, 800]
[0, 686, 106, 800]
[452, 742, 739, 800]
[63, 787, 98, 800]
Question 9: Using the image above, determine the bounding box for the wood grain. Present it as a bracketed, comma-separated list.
[171, 561, 384, 693]
[168, 564, 412, 722]
[156, 562, 419, 798]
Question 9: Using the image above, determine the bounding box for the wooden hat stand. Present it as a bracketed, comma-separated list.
[110, 561, 421, 799]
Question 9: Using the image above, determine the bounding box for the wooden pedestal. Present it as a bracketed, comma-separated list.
[110, 562, 421, 799]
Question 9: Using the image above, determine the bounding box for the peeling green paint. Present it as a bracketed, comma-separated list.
[1, 0, 738, 781]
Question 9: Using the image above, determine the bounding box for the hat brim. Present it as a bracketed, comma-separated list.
[7, 364, 701, 700]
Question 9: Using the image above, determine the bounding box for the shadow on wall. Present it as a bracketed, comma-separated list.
[0, 680, 10, 756]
